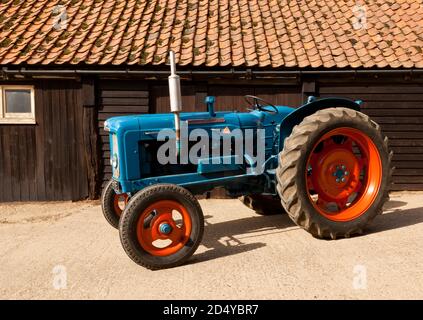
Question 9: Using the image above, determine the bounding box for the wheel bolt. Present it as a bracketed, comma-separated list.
[336, 178, 340, 183]
[345, 171, 349, 176]
[341, 177, 346, 182]
[333, 172, 337, 176]
[341, 165, 346, 170]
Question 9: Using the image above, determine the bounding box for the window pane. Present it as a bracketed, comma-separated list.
[5, 89, 31, 113]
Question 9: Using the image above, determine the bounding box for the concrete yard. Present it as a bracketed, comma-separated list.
[0, 192, 422, 300]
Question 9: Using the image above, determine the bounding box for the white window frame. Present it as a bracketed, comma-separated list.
[0, 85, 36, 124]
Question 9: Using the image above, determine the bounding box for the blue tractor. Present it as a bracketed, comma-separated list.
[102, 52, 392, 270]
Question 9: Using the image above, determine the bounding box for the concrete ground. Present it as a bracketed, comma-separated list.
[0, 192, 422, 300]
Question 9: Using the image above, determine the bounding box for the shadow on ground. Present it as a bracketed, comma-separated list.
[190, 213, 296, 265]
[190, 199, 423, 265]
[370, 202, 423, 235]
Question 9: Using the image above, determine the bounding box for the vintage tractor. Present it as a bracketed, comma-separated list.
[102, 52, 392, 270]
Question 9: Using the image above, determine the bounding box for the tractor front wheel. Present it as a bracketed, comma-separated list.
[119, 184, 204, 270]
[101, 179, 129, 229]
[276, 107, 392, 239]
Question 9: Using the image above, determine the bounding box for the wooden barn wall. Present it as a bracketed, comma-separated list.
[0, 80, 88, 202]
[319, 83, 423, 191]
[98, 80, 150, 189]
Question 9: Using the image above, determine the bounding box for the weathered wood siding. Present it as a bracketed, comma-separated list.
[0, 80, 88, 202]
[98, 80, 150, 189]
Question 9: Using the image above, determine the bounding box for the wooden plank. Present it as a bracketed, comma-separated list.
[385, 132, 423, 139]
[380, 124, 423, 131]
[360, 101, 423, 109]
[394, 168, 423, 175]
[60, 84, 71, 200]
[364, 109, 423, 117]
[10, 126, 20, 200]
[0, 127, 4, 202]
[75, 83, 89, 200]
[320, 85, 423, 94]
[99, 80, 148, 91]
[83, 105, 101, 199]
[391, 146, 423, 153]
[0, 127, 12, 201]
[320, 93, 423, 101]
[392, 154, 423, 161]
[100, 105, 149, 113]
[393, 176, 423, 183]
[28, 126, 37, 201]
[101, 97, 149, 106]
[388, 140, 423, 147]
[101, 90, 149, 98]
[18, 127, 29, 201]
[4, 126, 13, 201]
[45, 82, 56, 200]
[82, 78, 95, 106]
[56, 84, 65, 200]
[34, 81, 46, 200]
[369, 117, 423, 124]
[98, 112, 142, 120]
[392, 161, 423, 168]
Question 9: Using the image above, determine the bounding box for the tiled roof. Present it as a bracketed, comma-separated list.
[0, 0, 422, 68]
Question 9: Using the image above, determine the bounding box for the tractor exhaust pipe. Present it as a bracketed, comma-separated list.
[168, 51, 182, 156]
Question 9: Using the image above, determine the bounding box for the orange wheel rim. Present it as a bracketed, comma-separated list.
[113, 193, 128, 216]
[136, 200, 192, 257]
[306, 127, 382, 222]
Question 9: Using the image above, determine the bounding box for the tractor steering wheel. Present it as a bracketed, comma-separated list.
[244, 95, 278, 114]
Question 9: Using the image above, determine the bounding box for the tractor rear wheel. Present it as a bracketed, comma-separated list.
[276, 107, 392, 239]
[101, 179, 129, 229]
[119, 184, 204, 270]
[239, 194, 285, 215]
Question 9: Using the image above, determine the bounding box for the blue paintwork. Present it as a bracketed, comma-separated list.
[104, 96, 361, 196]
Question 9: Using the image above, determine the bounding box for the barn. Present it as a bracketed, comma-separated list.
[0, 0, 423, 202]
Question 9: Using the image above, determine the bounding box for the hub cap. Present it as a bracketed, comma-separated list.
[306, 127, 382, 222]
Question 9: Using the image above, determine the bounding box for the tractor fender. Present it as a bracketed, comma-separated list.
[278, 97, 362, 151]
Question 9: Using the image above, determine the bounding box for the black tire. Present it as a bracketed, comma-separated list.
[276, 107, 393, 239]
[239, 194, 285, 215]
[101, 179, 127, 229]
[119, 184, 204, 270]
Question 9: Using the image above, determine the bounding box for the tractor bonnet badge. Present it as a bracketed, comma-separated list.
[222, 127, 231, 134]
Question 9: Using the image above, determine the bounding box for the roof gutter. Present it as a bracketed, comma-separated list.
[2, 66, 422, 78]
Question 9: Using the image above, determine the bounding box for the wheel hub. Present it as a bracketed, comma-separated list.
[309, 145, 360, 202]
[159, 222, 172, 235]
[332, 165, 349, 183]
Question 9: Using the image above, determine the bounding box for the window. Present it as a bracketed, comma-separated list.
[0, 86, 35, 124]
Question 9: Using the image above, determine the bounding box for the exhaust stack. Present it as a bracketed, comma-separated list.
[168, 51, 182, 155]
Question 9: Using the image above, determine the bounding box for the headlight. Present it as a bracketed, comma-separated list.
[110, 153, 118, 168]
[111, 134, 120, 178]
